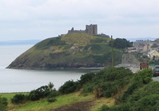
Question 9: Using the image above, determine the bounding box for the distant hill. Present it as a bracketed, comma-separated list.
[8, 32, 123, 70]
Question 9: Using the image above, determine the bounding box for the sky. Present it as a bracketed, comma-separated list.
[0, 0, 159, 41]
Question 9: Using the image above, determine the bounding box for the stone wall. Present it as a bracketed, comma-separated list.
[68, 24, 98, 35]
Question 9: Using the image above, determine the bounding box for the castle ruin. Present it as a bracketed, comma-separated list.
[68, 24, 98, 35]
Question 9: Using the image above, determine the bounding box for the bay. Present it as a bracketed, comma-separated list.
[0, 45, 86, 93]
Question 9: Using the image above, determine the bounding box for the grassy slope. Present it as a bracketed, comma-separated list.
[1, 92, 114, 111]
[3, 68, 157, 111]
[91, 98, 115, 111]
[8, 32, 123, 69]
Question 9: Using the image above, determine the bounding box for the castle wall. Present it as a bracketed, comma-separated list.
[68, 29, 85, 34]
[67, 24, 98, 35]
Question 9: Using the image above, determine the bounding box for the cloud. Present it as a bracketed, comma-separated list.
[0, 0, 159, 40]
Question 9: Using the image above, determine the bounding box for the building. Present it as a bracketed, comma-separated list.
[68, 24, 98, 35]
[148, 50, 159, 59]
[85, 24, 97, 35]
[68, 27, 85, 34]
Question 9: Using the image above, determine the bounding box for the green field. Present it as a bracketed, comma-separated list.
[0, 92, 114, 111]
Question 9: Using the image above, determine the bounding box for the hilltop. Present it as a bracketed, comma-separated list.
[8, 32, 123, 70]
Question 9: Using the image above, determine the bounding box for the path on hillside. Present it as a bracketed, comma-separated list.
[51, 100, 93, 111]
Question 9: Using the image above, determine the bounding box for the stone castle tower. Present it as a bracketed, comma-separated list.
[68, 24, 98, 35]
[85, 24, 97, 35]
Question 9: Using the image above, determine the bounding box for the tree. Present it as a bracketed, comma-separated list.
[109, 38, 132, 49]
[0, 97, 8, 111]
[48, 82, 54, 92]
[11, 94, 26, 104]
[59, 80, 78, 94]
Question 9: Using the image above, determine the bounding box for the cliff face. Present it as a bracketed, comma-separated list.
[8, 32, 123, 70]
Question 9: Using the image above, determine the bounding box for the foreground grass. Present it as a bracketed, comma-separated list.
[1, 92, 93, 111]
[0, 92, 115, 111]
[91, 98, 115, 111]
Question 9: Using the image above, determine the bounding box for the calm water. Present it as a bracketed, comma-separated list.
[0, 45, 87, 92]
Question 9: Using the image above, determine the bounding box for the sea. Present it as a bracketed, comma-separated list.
[0, 45, 89, 93]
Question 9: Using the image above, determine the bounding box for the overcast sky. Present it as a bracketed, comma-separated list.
[0, 0, 159, 41]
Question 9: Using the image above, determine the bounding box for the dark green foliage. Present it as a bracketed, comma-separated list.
[109, 103, 131, 111]
[121, 69, 152, 102]
[47, 97, 57, 103]
[80, 72, 95, 85]
[0, 97, 8, 111]
[100, 105, 110, 111]
[29, 85, 50, 101]
[131, 95, 159, 111]
[97, 67, 133, 81]
[99, 69, 156, 111]
[11, 94, 26, 104]
[82, 82, 94, 93]
[48, 90, 59, 98]
[47, 89, 58, 103]
[109, 38, 132, 49]
[10, 82, 58, 104]
[100, 103, 131, 111]
[59, 80, 78, 94]
[82, 67, 133, 98]
[128, 82, 159, 103]
[28, 82, 56, 101]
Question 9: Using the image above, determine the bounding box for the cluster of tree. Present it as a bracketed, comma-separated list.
[56, 67, 154, 111]
[11, 82, 58, 104]
[109, 38, 133, 49]
[82, 67, 133, 98]
[100, 69, 154, 111]
[52, 67, 134, 98]
[10, 67, 157, 111]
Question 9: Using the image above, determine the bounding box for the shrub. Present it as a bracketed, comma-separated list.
[0, 97, 8, 111]
[121, 69, 153, 102]
[29, 85, 50, 101]
[128, 81, 159, 103]
[110, 103, 131, 111]
[109, 38, 132, 49]
[80, 72, 95, 85]
[100, 103, 131, 111]
[47, 97, 56, 103]
[131, 95, 159, 111]
[29, 90, 40, 101]
[100, 105, 110, 111]
[48, 90, 59, 98]
[0, 97, 8, 106]
[59, 80, 78, 94]
[11, 94, 26, 104]
[29, 83, 56, 101]
[83, 67, 133, 98]
[103, 83, 118, 97]
[47, 89, 58, 103]
[82, 82, 95, 93]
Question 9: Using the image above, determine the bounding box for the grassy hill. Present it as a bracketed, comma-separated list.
[8, 32, 122, 70]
